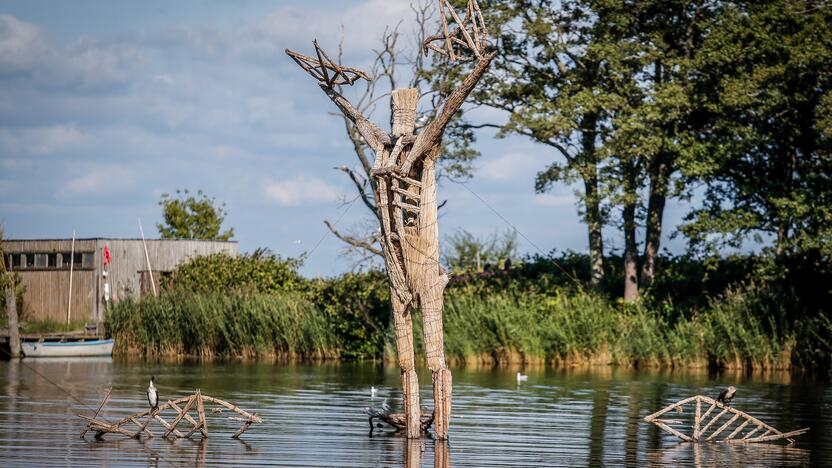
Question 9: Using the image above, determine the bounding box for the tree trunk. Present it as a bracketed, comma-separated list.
[5, 287, 20, 358]
[641, 157, 669, 287]
[623, 160, 639, 302]
[581, 115, 604, 288]
[585, 172, 604, 288]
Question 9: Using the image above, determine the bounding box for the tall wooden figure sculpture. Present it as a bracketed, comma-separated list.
[287, 0, 494, 439]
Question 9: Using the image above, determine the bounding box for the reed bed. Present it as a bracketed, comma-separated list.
[107, 289, 336, 359]
[106, 284, 811, 370]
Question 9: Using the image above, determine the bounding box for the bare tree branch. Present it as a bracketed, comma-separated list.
[336, 165, 380, 220]
[324, 220, 383, 257]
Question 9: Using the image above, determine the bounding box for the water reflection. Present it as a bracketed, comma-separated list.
[0, 360, 826, 467]
[648, 442, 810, 467]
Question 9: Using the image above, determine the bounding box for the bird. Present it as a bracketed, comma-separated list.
[147, 376, 159, 412]
[516, 372, 528, 383]
[371, 386, 378, 398]
[716, 386, 736, 406]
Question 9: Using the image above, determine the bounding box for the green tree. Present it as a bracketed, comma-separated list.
[157, 189, 234, 241]
[473, 0, 613, 287]
[681, 1, 832, 259]
[442, 228, 519, 273]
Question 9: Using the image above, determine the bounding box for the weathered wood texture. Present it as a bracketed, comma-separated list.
[5, 286, 21, 357]
[4, 238, 236, 322]
[78, 389, 262, 441]
[644, 395, 809, 445]
[286, 0, 494, 440]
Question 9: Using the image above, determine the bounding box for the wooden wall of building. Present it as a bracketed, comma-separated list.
[17, 270, 96, 323]
[4, 238, 237, 323]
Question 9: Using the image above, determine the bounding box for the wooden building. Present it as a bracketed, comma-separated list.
[3, 238, 237, 323]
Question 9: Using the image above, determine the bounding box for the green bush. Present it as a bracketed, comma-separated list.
[162, 249, 305, 293]
[307, 271, 391, 359]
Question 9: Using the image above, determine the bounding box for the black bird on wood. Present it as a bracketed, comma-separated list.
[716, 386, 736, 405]
[147, 376, 159, 412]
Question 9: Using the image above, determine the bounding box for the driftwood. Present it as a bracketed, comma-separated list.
[367, 402, 435, 435]
[78, 389, 263, 441]
[644, 395, 809, 445]
[285, 0, 494, 440]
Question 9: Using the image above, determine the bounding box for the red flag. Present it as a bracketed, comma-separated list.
[103, 245, 112, 267]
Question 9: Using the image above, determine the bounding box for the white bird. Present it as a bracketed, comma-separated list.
[147, 376, 159, 412]
[371, 386, 378, 398]
[516, 372, 528, 383]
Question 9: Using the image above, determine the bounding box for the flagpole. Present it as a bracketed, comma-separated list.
[67, 230, 75, 325]
[138, 218, 157, 297]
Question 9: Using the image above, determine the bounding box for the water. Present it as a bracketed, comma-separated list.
[0, 359, 829, 467]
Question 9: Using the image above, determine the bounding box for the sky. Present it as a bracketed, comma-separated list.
[0, 0, 694, 277]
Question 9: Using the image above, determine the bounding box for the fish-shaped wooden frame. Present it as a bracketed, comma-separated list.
[644, 395, 809, 445]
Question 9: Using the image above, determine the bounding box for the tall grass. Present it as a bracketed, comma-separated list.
[105, 284, 815, 370]
[107, 289, 337, 359]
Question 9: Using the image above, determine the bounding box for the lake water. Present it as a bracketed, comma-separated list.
[0, 359, 829, 467]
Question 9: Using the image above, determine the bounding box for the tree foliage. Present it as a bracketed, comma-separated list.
[442, 228, 519, 273]
[157, 189, 234, 241]
[162, 249, 304, 293]
[681, 1, 832, 259]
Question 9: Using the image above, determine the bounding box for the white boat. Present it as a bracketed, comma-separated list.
[22, 338, 114, 358]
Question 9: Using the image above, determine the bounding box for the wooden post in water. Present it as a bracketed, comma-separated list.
[285, 0, 494, 440]
[1, 227, 20, 358]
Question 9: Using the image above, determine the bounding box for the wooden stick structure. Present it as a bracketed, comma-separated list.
[285, 0, 495, 441]
[78, 389, 263, 441]
[644, 395, 809, 445]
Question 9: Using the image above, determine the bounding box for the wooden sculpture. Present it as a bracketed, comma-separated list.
[286, 0, 495, 439]
[644, 395, 809, 445]
[78, 388, 263, 440]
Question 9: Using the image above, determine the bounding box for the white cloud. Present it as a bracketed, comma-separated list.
[264, 176, 340, 206]
[0, 15, 139, 91]
[0, 124, 87, 156]
[62, 165, 137, 195]
[533, 193, 574, 207]
[478, 152, 544, 182]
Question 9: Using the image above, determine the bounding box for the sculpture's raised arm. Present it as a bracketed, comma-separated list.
[285, 41, 390, 149]
[399, 0, 495, 175]
[400, 50, 495, 175]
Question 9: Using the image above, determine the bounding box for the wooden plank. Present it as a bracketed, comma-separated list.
[654, 420, 693, 442]
[707, 413, 741, 441]
[698, 408, 729, 438]
[80, 386, 111, 439]
[741, 425, 762, 440]
[643, 396, 699, 422]
[725, 419, 751, 441]
[197, 391, 208, 438]
[694, 397, 702, 440]
[154, 414, 184, 438]
[169, 400, 201, 429]
[164, 395, 196, 438]
[740, 428, 810, 444]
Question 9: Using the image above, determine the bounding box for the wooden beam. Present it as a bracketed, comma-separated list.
[164, 395, 196, 438]
[707, 413, 741, 441]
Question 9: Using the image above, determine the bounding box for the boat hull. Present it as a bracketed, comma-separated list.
[22, 338, 114, 358]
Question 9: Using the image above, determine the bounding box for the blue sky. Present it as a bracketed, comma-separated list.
[0, 0, 693, 277]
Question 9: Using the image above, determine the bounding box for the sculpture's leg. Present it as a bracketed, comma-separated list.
[392, 291, 421, 438]
[421, 280, 451, 439]
[416, 158, 451, 439]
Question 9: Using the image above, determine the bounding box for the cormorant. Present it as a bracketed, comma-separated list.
[716, 386, 736, 405]
[147, 376, 159, 412]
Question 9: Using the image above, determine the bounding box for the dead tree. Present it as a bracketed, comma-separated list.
[286, 0, 495, 439]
